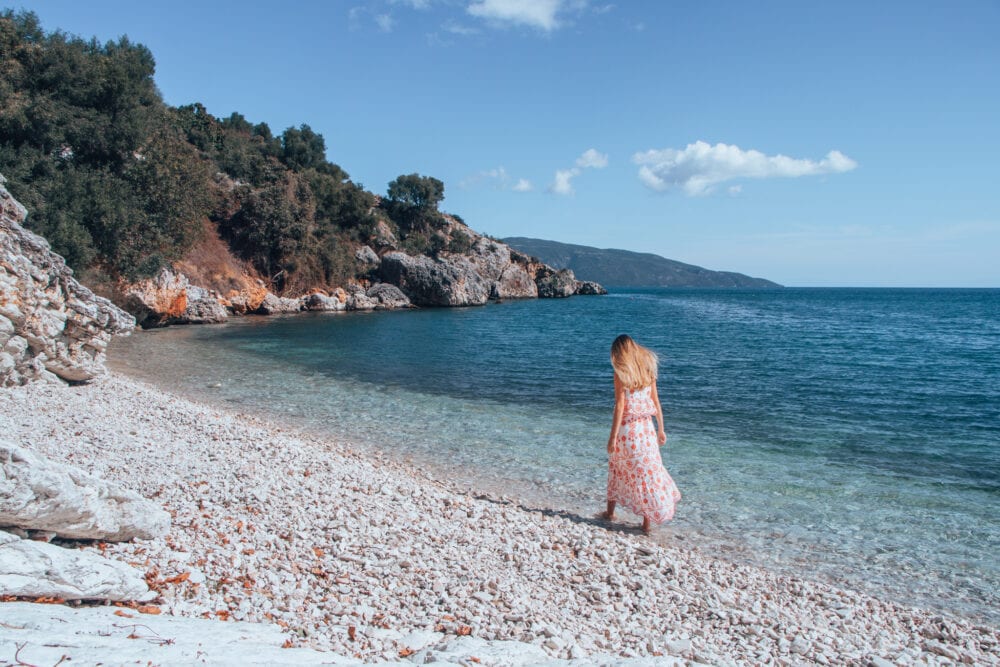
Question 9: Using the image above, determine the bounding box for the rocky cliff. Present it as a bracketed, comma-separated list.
[0, 176, 135, 385]
[1, 177, 164, 604]
[116, 216, 605, 326]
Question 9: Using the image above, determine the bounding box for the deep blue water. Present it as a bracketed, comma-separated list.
[110, 288, 1000, 622]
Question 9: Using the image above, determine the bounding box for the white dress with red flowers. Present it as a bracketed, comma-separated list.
[607, 385, 681, 524]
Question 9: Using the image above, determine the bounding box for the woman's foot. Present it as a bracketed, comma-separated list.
[641, 516, 652, 534]
[600, 500, 616, 521]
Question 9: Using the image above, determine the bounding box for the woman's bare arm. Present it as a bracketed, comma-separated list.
[608, 374, 626, 453]
[652, 382, 667, 445]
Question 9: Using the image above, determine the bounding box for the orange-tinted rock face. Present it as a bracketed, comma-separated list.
[165, 292, 188, 319]
[120, 268, 228, 328]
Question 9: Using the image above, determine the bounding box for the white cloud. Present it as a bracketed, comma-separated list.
[443, 20, 480, 35]
[549, 148, 608, 195]
[467, 0, 564, 31]
[551, 169, 577, 195]
[391, 0, 432, 8]
[459, 167, 507, 189]
[576, 148, 608, 169]
[632, 141, 857, 196]
[375, 13, 395, 32]
[460, 167, 534, 192]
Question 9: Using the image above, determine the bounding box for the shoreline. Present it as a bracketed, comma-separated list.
[105, 321, 1000, 629]
[2, 372, 998, 665]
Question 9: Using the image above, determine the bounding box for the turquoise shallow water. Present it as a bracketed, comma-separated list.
[109, 288, 1000, 623]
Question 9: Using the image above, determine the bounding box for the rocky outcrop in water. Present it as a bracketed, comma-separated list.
[302, 290, 347, 312]
[466, 237, 539, 300]
[375, 237, 604, 307]
[351, 283, 412, 310]
[535, 267, 579, 298]
[122, 268, 230, 328]
[0, 175, 134, 385]
[379, 251, 492, 307]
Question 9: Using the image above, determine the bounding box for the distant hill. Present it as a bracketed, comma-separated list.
[502, 237, 781, 288]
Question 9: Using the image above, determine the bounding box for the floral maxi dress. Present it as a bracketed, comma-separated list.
[607, 385, 682, 524]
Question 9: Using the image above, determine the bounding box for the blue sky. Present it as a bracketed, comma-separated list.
[15, 1, 1000, 286]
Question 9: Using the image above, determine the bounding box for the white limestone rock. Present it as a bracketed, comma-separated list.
[0, 441, 169, 541]
[379, 251, 491, 306]
[0, 175, 134, 385]
[302, 292, 347, 312]
[0, 532, 153, 601]
[258, 292, 303, 314]
[366, 283, 411, 309]
[0, 601, 359, 664]
[467, 237, 538, 299]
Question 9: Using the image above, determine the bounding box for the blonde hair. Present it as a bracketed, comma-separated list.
[610, 334, 658, 390]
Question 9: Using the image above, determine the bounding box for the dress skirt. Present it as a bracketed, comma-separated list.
[607, 414, 681, 524]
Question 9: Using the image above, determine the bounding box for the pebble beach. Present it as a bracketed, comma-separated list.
[2, 373, 998, 666]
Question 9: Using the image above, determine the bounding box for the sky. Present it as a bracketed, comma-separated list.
[13, 0, 1000, 286]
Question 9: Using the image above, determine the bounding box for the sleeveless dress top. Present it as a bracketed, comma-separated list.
[607, 385, 681, 524]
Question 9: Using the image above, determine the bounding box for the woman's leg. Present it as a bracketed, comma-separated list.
[641, 515, 651, 534]
[601, 500, 616, 520]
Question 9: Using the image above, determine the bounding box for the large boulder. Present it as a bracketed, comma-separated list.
[223, 281, 270, 315]
[467, 238, 538, 299]
[0, 531, 153, 601]
[0, 176, 135, 385]
[121, 268, 229, 328]
[355, 245, 381, 273]
[535, 267, 578, 298]
[379, 252, 491, 306]
[0, 442, 169, 541]
[366, 283, 411, 310]
[575, 280, 608, 295]
[302, 290, 347, 312]
[256, 292, 302, 315]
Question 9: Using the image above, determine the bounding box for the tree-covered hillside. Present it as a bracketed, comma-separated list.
[503, 237, 781, 288]
[0, 10, 457, 295]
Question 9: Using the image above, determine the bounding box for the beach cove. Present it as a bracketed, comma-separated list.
[2, 370, 998, 665]
[106, 288, 1000, 626]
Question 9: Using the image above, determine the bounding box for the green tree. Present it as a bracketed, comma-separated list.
[386, 173, 444, 210]
[280, 124, 327, 172]
[219, 172, 316, 291]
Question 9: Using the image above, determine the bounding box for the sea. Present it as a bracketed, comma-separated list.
[108, 288, 1000, 624]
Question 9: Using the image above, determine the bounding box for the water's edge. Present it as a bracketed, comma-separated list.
[107, 289, 1000, 625]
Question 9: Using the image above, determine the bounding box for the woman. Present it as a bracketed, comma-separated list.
[603, 334, 681, 534]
